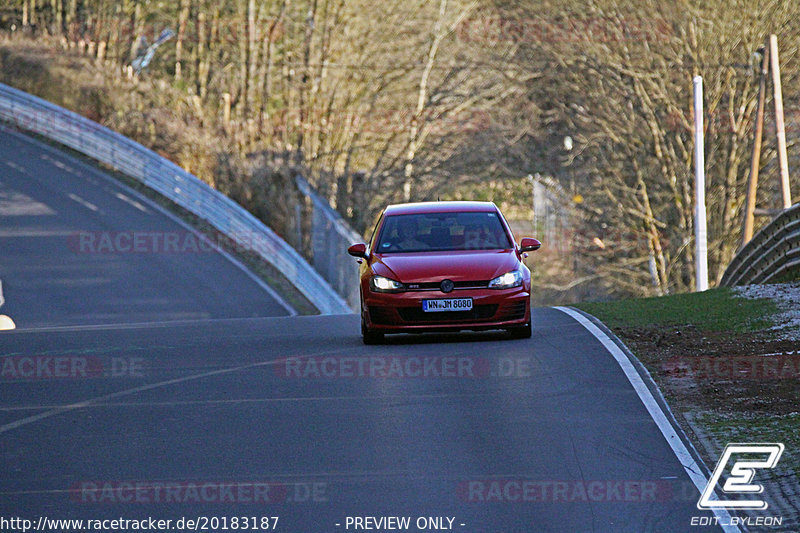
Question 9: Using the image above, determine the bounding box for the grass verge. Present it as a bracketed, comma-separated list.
[575, 287, 775, 332]
[574, 288, 800, 522]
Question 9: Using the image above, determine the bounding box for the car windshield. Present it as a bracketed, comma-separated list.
[375, 212, 512, 253]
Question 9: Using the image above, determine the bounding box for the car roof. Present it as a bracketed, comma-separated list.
[383, 201, 498, 216]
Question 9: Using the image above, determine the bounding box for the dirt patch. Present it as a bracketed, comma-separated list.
[611, 324, 800, 528]
[618, 326, 800, 415]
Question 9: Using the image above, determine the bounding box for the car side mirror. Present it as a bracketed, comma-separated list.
[520, 238, 541, 252]
[348, 243, 368, 259]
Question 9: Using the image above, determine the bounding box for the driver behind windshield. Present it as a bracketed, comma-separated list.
[395, 217, 428, 251]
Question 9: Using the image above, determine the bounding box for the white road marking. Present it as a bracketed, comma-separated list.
[0, 189, 56, 216]
[115, 191, 148, 212]
[0, 280, 15, 330]
[554, 306, 739, 533]
[4, 160, 28, 174]
[0, 392, 499, 412]
[0, 346, 353, 435]
[67, 193, 98, 212]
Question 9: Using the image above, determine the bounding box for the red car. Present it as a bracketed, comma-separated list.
[347, 201, 541, 344]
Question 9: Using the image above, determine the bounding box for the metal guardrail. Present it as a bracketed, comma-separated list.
[721, 202, 800, 286]
[0, 82, 352, 315]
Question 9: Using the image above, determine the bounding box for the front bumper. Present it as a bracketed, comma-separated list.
[363, 287, 530, 333]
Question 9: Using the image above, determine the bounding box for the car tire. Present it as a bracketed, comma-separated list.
[361, 315, 384, 345]
[508, 322, 532, 339]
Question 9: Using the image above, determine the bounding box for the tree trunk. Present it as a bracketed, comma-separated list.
[296, 0, 318, 163]
[404, 0, 447, 201]
[175, 0, 191, 80]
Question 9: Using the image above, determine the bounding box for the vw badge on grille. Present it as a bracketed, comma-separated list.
[440, 279, 454, 293]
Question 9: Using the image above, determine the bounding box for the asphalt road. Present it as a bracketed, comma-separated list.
[0, 128, 723, 532]
[0, 127, 292, 328]
[0, 311, 722, 532]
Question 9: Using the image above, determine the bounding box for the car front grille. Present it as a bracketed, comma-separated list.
[404, 280, 491, 291]
[397, 304, 498, 323]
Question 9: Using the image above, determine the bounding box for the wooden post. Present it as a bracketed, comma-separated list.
[770, 34, 792, 209]
[742, 38, 770, 246]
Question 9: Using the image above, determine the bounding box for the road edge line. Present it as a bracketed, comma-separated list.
[553, 306, 740, 533]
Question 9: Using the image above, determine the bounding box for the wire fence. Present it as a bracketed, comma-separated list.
[294, 175, 362, 310]
[531, 175, 572, 255]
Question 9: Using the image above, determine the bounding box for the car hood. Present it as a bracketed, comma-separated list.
[372, 249, 519, 283]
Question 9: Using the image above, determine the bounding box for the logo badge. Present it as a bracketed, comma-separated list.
[697, 443, 784, 510]
[440, 279, 454, 293]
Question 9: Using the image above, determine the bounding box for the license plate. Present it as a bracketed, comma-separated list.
[422, 298, 473, 312]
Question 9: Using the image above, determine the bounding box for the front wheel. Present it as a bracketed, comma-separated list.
[508, 322, 531, 339]
[361, 314, 384, 345]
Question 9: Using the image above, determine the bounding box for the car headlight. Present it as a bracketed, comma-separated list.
[488, 270, 523, 289]
[370, 275, 405, 293]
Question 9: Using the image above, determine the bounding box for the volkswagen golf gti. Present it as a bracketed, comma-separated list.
[347, 201, 540, 344]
